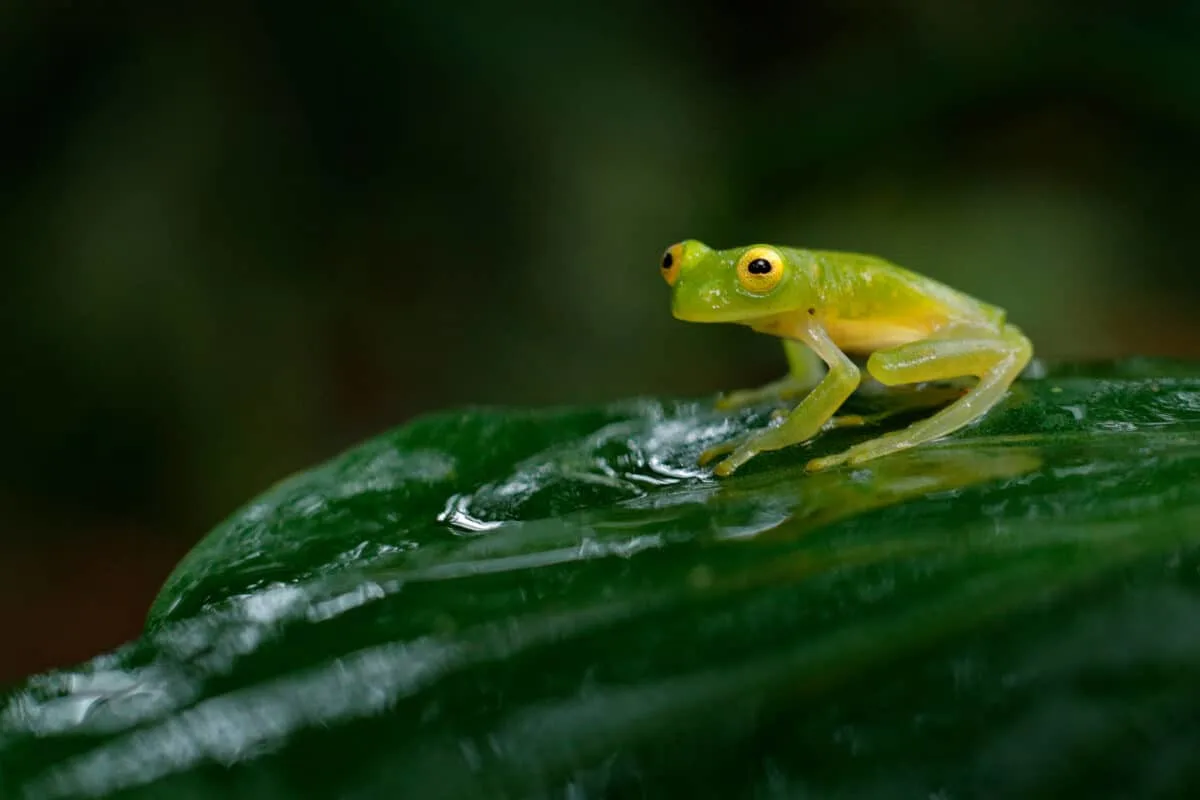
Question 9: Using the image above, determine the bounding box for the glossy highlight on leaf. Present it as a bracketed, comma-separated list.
[5, 358, 1200, 798]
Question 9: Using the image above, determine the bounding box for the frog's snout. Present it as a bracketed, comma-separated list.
[672, 282, 732, 322]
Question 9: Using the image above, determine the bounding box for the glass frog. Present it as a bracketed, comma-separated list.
[661, 240, 1033, 476]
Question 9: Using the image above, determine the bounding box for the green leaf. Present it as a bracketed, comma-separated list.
[6, 357, 1200, 798]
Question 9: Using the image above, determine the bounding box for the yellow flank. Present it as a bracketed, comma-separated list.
[661, 239, 1033, 476]
[821, 315, 940, 354]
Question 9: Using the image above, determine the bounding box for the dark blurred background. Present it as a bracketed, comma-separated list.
[4, 1, 1200, 684]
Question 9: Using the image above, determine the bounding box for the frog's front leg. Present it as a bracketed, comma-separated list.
[806, 326, 1033, 472]
[703, 323, 860, 476]
[715, 340, 825, 410]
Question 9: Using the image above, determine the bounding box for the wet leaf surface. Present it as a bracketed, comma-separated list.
[4, 358, 1200, 798]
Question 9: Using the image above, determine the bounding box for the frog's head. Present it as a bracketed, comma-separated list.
[661, 240, 808, 324]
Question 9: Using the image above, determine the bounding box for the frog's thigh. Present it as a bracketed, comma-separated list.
[866, 337, 1005, 386]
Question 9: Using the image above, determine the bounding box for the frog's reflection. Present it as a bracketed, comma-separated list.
[700, 444, 1042, 543]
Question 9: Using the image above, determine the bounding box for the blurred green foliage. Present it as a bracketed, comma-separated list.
[4, 4, 1200, 571]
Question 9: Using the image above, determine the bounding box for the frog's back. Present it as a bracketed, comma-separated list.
[809, 250, 1006, 328]
[795, 249, 1006, 354]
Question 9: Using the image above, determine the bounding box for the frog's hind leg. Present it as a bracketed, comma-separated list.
[805, 326, 1032, 472]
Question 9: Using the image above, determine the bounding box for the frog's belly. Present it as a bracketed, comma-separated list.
[824, 317, 936, 354]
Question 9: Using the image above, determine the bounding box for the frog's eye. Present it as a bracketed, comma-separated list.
[660, 242, 685, 287]
[735, 246, 785, 294]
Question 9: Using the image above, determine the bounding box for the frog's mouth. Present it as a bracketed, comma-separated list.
[672, 295, 770, 325]
[671, 283, 756, 324]
[671, 306, 751, 324]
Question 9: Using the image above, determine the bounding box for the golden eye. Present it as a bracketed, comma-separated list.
[736, 246, 785, 294]
[660, 242, 684, 287]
